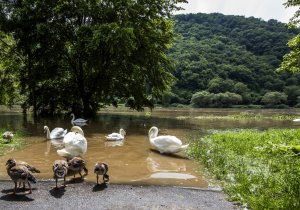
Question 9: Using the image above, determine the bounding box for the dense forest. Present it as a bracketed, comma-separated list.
[1, 7, 300, 115]
[163, 13, 300, 108]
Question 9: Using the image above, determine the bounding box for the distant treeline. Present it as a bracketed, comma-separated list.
[162, 13, 300, 108]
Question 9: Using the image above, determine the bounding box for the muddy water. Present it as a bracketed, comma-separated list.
[0, 108, 299, 187]
[0, 111, 206, 187]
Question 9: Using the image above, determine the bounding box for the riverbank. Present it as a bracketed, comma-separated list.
[188, 129, 300, 209]
[0, 181, 237, 210]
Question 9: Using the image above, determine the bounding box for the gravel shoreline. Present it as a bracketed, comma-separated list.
[0, 180, 237, 210]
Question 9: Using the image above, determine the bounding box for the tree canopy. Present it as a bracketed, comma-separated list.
[0, 0, 187, 116]
[278, 1, 300, 73]
[1, 3, 300, 112]
[166, 12, 300, 108]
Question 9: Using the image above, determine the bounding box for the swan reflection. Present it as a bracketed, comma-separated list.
[45, 138, 64, 156]
[71, 121, 87, 127]
[146, 151, 187, 173]
[104, 140, 124, 147]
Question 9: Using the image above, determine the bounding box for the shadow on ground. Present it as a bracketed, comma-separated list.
[0, 188, 35, 201]
[92, 183, 107, 192]
[49, 186, 66, 198]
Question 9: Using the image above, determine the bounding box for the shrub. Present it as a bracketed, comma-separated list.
[261, 91, 287, 106]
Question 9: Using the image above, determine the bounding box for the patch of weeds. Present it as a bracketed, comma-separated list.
[192, 112, 296, 121]
[188, 129, 300, 209]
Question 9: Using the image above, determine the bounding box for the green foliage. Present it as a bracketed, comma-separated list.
[278, 35, 300, 73]
[191, 91, 242, 108]
[284, 85, 300, 106]
[192, 112, 296, 120]
[0, 32, 23, 107]
[207, 77, 235, 93]
[190, 91, 211, 107]
[278, 1, 300, 86]
[188, 129, 300, 209]
[0, 0, 187, 116]
[169, 13, 300, 107]
[1, 8, 299, 110]
[261, 91, 288, 106]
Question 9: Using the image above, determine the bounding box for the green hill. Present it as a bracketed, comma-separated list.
[166, 13, 300, 108]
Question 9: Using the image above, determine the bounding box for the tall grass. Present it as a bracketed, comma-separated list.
[187, 129, 300, 209]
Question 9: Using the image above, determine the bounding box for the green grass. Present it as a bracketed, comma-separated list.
[187, 129, 300, 209]
[177, 112, 298, 121]
[194, 112, 297, 120]
[0, 129, 26, 156]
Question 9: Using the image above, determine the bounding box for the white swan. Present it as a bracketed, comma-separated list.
[57, 126, 87, 160]
[71, 113, 88, 125]
[44, 126, 67, 139]
[148, 126, 189, 154]
[293, 118, 300, 122]
[105, 128, 126, 141]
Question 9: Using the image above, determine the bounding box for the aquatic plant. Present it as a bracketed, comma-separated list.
[188, 129, 300, 209]
[179, 112, 297, 121]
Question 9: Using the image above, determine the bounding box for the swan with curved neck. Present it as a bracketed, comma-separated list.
[57, 126, 87, 160]
[44, 126, 67, 140]
[105, 128, 126, 141]
[70, 113, 88, 125]
[148, 126, 189, 154]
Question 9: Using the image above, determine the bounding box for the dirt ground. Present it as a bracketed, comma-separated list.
[0, 180, 238, 210]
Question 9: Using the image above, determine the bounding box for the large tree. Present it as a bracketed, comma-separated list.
[0, 0, 186, 116]
[0, 31, 22, 107]
[278, 1, 300, 73]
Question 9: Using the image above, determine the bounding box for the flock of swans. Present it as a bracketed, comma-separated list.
[44, 113, 189, 159]
[3, 113, 189, 194]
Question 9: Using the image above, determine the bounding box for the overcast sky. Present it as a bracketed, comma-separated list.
[175, 0, 298, 23]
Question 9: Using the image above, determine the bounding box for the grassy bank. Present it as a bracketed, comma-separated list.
[187, 129, 300, 209]
[0, 129, 26, 156]
[178, 112, 297, 121]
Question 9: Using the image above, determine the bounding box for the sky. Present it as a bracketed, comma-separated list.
[175, 0, 298, 23]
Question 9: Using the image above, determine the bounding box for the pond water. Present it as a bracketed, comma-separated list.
[0, 107, 299, 187]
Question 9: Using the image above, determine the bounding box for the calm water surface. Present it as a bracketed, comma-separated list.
[0, 108, 299, 187]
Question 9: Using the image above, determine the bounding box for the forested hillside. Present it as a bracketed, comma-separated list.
[166, 13, 300, 108]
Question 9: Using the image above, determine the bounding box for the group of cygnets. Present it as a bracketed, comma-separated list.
[3, 113, 189, 195]
[5, 157, 109, 195]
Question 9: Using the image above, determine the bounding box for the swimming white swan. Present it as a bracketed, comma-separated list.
[70, 113, 88, 125]
[148, 126, 189, 154]
[105, 128, 126, 141]
[293, 118, 300, 122]
[44, 126, 67, 139]
[57, 126, 87, 160]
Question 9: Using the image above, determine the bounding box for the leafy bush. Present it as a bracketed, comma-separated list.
[191, 91, 242, 108]
[190, 91, 212, 107]
[261, 91, 288, 106]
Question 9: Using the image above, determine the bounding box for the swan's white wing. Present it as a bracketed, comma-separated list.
[73, 118, 88, 123]
[107, 132, 119, 137]
[50, 127, 67, 139]
[151, 135, 182, 147]
[150, 135, 186, 153]
[63, 132, 76, 144]
[105, 132, 124, 141]
[61, 132, 87, 155]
